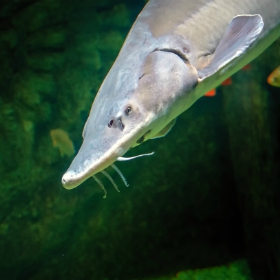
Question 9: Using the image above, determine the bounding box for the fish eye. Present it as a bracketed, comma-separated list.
[124, 106, 132, 116]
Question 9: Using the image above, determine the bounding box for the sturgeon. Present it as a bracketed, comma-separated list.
[62, 0, 280, 192]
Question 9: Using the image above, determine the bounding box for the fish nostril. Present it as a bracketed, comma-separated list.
[119, 121, 125, 131]
[108, 118, 124, 131]
[108, 120, 114, 128]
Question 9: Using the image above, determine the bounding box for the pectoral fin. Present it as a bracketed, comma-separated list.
[151, 118, 176, 139]
[198, 14, 264, 80]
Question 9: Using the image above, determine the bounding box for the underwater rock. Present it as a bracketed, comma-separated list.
[172, 259, 251, 280]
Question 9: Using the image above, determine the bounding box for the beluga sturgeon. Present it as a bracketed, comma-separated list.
[62, 0, 280, 194]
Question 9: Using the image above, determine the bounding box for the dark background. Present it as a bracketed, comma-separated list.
[0, 0, 279, 279]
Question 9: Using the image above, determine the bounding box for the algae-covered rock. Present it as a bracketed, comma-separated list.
[173, 260, 252, 280]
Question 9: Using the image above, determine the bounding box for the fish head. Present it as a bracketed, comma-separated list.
[62, 49, 198, 189]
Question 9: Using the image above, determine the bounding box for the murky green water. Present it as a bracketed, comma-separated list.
[0, 0, 279, 279]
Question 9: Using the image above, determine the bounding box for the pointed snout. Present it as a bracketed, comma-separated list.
[62, 170, 81, 190]
[61, 134, 130, 190]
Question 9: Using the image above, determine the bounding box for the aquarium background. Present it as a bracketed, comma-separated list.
[0, 0, 279, 279]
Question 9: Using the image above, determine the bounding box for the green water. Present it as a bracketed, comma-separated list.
[0, 0, 279, 279]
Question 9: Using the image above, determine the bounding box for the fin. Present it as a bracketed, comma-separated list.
[204, 88, 216, 97]
[198, 15, 264, 80]
[151, 118, 176, 139]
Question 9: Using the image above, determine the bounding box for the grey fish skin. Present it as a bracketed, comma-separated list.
[62, 0, 280, 190]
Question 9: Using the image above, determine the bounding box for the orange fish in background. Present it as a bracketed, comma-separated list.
[204, 64, 251, 97]
[267, 66, 280, 87]
[50, 128, 75, 157]
[204, 88, 217, 97]
[204, 77, 233, 97]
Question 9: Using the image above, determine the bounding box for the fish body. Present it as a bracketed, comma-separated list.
[50, 129, 75, 157]
[62, 0, 280, 190]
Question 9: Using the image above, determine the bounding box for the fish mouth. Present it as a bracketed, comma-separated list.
[61, 127, 144, 190]
[61, 112, 154, 190]
[62, 170, 81, 190]
[61, 145, 127, 190]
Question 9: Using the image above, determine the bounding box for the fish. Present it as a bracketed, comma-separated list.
[50, 129, 75, 158]
[62, 0, 280, 194]
[204, 64, 251, 97]
[204, 77, 233, 97]
[267, 66, 280, 87]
